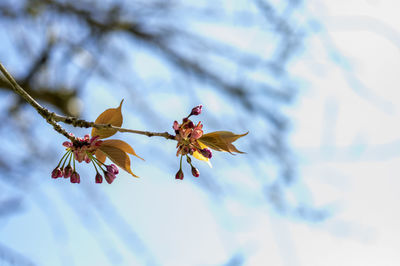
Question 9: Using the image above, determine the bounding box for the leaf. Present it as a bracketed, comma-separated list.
[91, 100, 124, 139]
[101, 139, 144, 161]
[99, 144, 138, 178]
[198, 131, 248, 154]
[95, 149, 107, 164]
[192, 141, 212, 168]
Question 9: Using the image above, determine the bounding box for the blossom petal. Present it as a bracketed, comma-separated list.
[101, 139, 144, 160]
[99, 145, 138, 178]
[91, 100, 124, 139]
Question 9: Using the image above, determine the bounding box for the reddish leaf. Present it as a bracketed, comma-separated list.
[198, 131, 248, 154]
[95, 149, 107, 164]
[99, 144, 138, 178]
[91, 100, 124, 139]
[101, 139, 144, 160]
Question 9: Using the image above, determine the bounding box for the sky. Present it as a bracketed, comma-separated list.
[1, 0, 400, 266]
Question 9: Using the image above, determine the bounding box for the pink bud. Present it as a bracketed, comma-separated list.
[64, 165, 73, 178]
[63, 141, 72, 148]
[173, 121, 180, 131]
[190, 105, 202, 116]
[106, 164, 119, 175]
[95, 173, 103, 183]
[104, 171, 116, 184]
[187, 121, 194, 128]
[51, 168, 62, 179]
[191, 167, 200, 177]
[191, 126, 203, 139]
[175, 169, 184, 180]
[70, 172, 80, 183]
[200, 148, 212, 159]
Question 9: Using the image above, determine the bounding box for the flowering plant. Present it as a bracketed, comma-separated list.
[0, 63, 247, 184]
[52, 100, 142, 184]
[51, 102, 246, 183]
[173, 105, 248, 180]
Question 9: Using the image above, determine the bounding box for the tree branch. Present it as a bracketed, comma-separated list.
[0, 62, 175, 141]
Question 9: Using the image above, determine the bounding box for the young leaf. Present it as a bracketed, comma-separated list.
[95, 149, 107, 164]
[99, 144, 138, 178]
[198, 131, 248, 154]
[101, 139, 144, 160]
[91, 100, 124, 139]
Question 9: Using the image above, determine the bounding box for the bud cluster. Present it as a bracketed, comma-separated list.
[173, 105, 210, 180]
[51, 134, 119, 184]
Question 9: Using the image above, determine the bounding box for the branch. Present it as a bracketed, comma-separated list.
[0, 62, 75, 141]
[0, 62, 175, 141]
[50, 112, 175, 140]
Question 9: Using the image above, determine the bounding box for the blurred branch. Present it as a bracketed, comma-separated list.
[0, 62, 75, 141]
[0, 242, 36, 266]
[0, 62, 175, 140]
[0, 76, 77, 116]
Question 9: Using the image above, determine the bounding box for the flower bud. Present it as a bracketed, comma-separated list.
[104, 171, 116, 184]
[200, 148, 212, 159]
[173, 121, 180, 131]
[187, 121, 194, 128]
[191, 167, 200, 177]
[182, 146, 190, 155]
[191, 128, 203, 140]
[175, 169, 184, 180]
[51, 168, 62, 179]
[106, 164, 119, 175]
[182, 117, 189, 123]
[63, 141, 73, 148]
[70, 172, 80, 183]
[64, 165, 73, 178]
[95, 173, 103, 183]
[190, 105, 202, 116]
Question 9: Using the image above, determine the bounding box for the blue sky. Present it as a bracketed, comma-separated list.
[1, 0, 400, 265]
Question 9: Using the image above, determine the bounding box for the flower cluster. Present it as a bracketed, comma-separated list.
[51, 100, 142, 184]
[51, 134, 120, 184]
[173, 105, 211, 179]
[173, 105, 248, 180]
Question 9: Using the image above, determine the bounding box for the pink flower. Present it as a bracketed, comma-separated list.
[191, 122, 203, 140]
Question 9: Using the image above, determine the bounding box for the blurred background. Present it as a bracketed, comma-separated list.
[1, 0, 400, 265]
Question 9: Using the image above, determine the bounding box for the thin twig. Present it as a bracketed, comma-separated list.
[0, 62, 175, 141]
[50, 113, 175, 140]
